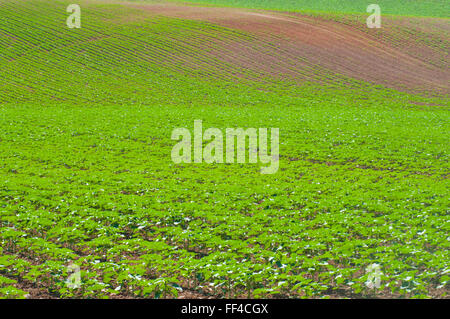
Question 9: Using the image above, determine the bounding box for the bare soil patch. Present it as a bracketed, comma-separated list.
[125, 2, 449, 94]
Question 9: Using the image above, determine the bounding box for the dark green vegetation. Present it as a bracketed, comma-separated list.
[0, 0, 449, 298]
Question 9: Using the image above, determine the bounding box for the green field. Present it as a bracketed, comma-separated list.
[174, 0, 450, 18]
[0, 0, 449, 299]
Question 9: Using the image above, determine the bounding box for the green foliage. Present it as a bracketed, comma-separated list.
[0, 0, 448, 299]
[172, 0, 450, 18]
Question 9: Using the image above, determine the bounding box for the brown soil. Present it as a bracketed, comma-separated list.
[2, 274, 58, 299]
[125, 2, 449, 94]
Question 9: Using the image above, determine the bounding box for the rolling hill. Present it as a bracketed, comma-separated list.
[0, 0, 448, 299]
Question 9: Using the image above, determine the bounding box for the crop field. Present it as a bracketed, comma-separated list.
[0, 0, 449, 299]
[175, 0, 450, 18]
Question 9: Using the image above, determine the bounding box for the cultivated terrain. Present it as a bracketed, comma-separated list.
[0, 0, 449, 298]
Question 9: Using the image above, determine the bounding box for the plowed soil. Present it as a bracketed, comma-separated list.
[126, 2, 449, 94]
